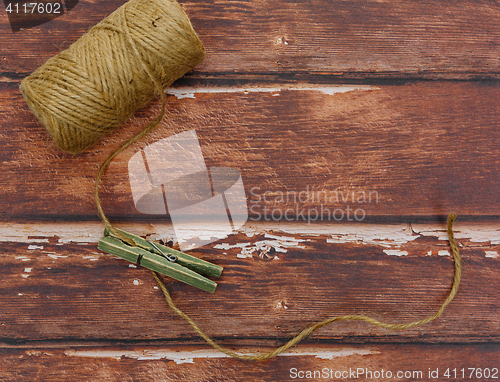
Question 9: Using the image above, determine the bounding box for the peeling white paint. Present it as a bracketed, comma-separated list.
[47, 254, 67, 259]
[0, 222, 102, 244]
[485, 251, 499, 258]
[236, 222, 500, 249]
[413, 223, 500, 245]
[304, 348, 379, 360]
[166, 225, 227, 247]
[129, 264, 137, 268]
[322, 224, 417, 247]
[25, 350, 53, 356]
[15, 256, 31, 261]
[383, 250, 408, 257]
[438, 250, 450, 257]
[64, 346, 379, 364]
[65, 349, 230, 363]
[2, 221, 498, 261]
[21, 274, 29, 278]
[213, 242, 250, 251]
[264, 233, 306, 244]
[133, 280, 140, 286]
[214, 234, 307, 258]
[24, 268, 32, 273]
[236, 253, 253, 259]
[82, 256, 99, 261]
[0, 222, 176, 245]
[166, 85, 377, 100]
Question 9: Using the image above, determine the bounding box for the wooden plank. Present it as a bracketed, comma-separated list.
[2, 0, 500, 79]
[0, 221, 498, 343]
[1, 343, 499, 382]
[1, 81, 500, 218]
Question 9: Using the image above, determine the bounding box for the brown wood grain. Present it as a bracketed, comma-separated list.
[2, 0, 499, 378]
[2, 0, 500, 80]
[0, 223, 498, 344]
[1, 81, 500, 219]
[1, 344, 499, 382]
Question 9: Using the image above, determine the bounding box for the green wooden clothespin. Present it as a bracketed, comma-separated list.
[97, 228, 223, 293]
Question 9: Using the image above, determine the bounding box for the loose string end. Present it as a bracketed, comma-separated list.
[152, 214, 463, 361]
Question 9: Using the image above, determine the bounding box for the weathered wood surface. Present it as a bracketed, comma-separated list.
[1, 344, 499, 382]
[0, 222, 498, 344]
[1, 81, 500, 219]
[1, 0, 499, 378]
[2, 0, 500, 80]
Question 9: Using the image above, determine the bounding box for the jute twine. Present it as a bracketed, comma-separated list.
[152, 214, 462, 361]
[19, 0, 463, 361]
[19, 0, 204, 154]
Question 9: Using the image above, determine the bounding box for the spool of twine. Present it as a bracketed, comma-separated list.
[19, 0, 463, 362]
[19, 0, 205, 154]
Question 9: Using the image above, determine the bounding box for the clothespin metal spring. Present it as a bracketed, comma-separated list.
[148, 241, 177, 262]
